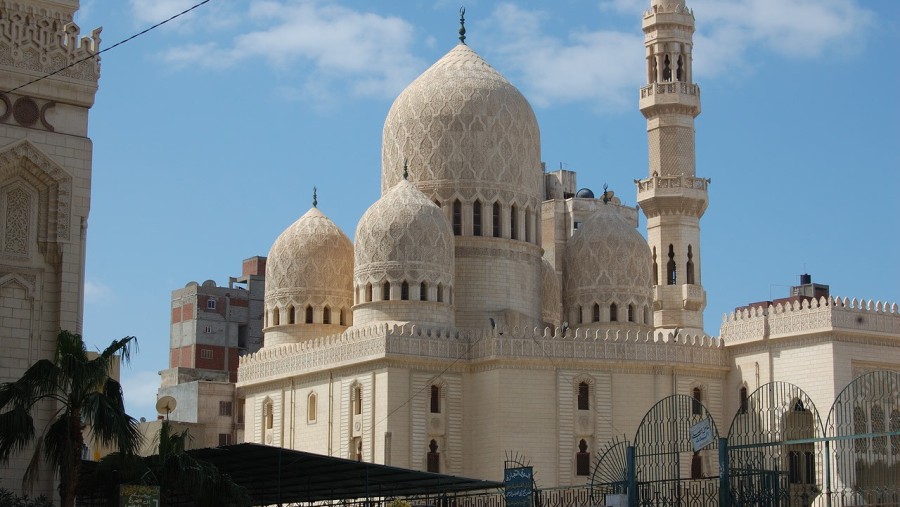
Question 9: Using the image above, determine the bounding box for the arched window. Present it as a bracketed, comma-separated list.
[323, 306, 331, 325]
[524, 207, 532, 243]
[610, 303, 618, 322]
[662, 54, 672, 81]
[265, 400, 274, 430]
[308, 392, 317, 423]
[340, 308, 347, 326]
[353, 385, 363, 416]
[676, 55, 684, 82]
[401, 281, 409, 301]
[420, 282, 428, 301]
[652, 247, 659, 285]
[686, 245, 695, 284]
[854, 406, 868, 453]
[667, 244, 677, 285]
[305, 305, 314, 324]
[577, 305, 583, 324]
[365, 283, 373, 302]
[473, 200, 482, 236]
[577, 382, 590, 410]
[427, 439, 440, 473]
[627, 304, 635, 322]
[692, 387, 703, 415]
[287, 306, 295, 324]
[452, 199, 462, 236]
[510, 205, 518, 240]
[492, 202, 501, 238]
[382, 282, 391, 301]
[430, 385, 441, 414]
[437, 284, 444, 303]
[273, 307, 280, 326]
[592, 304, 600, 323]
[872, 404, 886, 453]
[739, 386, 748, 414]
[576, 439, 590, 476]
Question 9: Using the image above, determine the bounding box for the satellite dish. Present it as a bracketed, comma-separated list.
[156, 396, 177, 417]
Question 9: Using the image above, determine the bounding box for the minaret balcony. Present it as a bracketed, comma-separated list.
[652, 284, 706, 312]
[636, 175, 709, 217]
[639, 82, 701, 115]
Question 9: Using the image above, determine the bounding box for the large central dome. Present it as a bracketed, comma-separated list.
[381, 43, 542, 204]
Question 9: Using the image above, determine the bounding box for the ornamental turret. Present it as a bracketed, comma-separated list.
[636, 0, 708, 335]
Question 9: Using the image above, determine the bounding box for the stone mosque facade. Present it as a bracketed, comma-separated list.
[235, 0, 900, 486]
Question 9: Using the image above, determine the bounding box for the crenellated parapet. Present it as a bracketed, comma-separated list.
[237, 322, 726, 384]
[720, 296, 900, 346]
[0, 1, 101, 87]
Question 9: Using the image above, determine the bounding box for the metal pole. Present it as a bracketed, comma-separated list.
[627, 446, 637, 507]
[824, 440, 831, 507]
[718, 438, 730, 507]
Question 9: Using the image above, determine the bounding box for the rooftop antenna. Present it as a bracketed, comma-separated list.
[459, 7, 466, 44]
[312, 186, 318, 208]
[602, 183, 610, 204]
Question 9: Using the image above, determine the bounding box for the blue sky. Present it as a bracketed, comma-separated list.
[70, 0, 899, 419]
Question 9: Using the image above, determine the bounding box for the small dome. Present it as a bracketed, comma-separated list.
[265, 207, 353, 319]
[382, 44, 542, 204]
[354, 179, 455, 327]
[564, 205, 652, 326]
[355, 179, 454, 286]
[575, 188, 595, 199]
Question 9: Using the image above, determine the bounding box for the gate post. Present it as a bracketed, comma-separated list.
[626, 446, 637, 507]
[718, 438, 730, 507]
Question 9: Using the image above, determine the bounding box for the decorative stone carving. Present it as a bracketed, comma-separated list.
[564, 204, 652, 324]
[2, 185, 31, 256]
[265, 207, 353, 321]
[0, 140, 72, 243]
[542, 257, 562, 326]
[382, 44, 542, 208]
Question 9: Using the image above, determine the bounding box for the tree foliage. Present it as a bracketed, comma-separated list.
[0, 331, 140, 507]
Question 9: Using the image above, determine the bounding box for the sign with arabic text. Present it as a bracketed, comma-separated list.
[504, 466, 533, 507]
[120, 484, 159, 507]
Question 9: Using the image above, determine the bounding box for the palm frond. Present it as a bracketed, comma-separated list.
[82, 381, 142, 456]
[0, 406, 35, 462]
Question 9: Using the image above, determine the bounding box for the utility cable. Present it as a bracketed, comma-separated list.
[4, 0, 212, 95]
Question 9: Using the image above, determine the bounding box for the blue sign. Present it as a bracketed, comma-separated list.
[504, 466, 533, 507]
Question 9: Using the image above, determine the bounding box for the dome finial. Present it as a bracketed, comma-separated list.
[602, 183, 610, 204]
[458, 7, 466, 44]
[313, 186, 318, 208]
[403, 159, 409, 180]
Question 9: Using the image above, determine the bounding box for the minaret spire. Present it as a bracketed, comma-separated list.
[313, 186, 318, 208]
[635, 0, 707, 335]
[458, 7, 466, 44]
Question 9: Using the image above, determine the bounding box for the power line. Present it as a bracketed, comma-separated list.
[3, 0, 212, 95]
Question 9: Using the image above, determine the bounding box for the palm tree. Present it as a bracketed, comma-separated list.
[0, 331, 141, 507]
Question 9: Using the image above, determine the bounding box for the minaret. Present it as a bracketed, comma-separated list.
[635, 0, 708, 335]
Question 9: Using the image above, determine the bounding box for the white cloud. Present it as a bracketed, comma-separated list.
[487, 4, 644, 110]
[488, 0, 872, 109]
[84, 279, 113, 304]
[120, 369, 162, 420]
[158, 1, 424, 101]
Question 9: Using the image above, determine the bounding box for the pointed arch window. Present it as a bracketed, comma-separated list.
[592, 304, 600, 323]
[401, 281, 409, 301]
[667, 244, 677, 285]
[340, 308, 347, 326]
[305, 305, 314, 324]
[273, 307, 280, 326]
[287, 306, 295, 324]
[365, 283, 373, 302]
[510, 205, 518, 240]
[437, 284, 444, 303]
[492, 202, 501, 238]
[427, 439, 440, 473]
[686, 245, 695, 285]
[473, 200, 482, 236]
[692, 387, 703, 415]
[576, 439, 591, 476]
[627, 304, 635, 322]
[323, 306, 331, 325]
[652, 247, 659, 285]
[420, 282, 428, 301]
[610, 303, 618, 322]
[452, 199, 462, 236]
[308, 392, 318, 423]
[382, 282, 391, 301]
[353, 385, 363, 416]
[577, 382, 590, 411]
[524, 207, 532, 243]
[430, 385, 441, 414]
